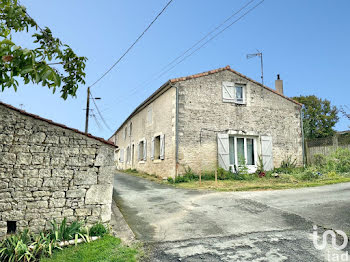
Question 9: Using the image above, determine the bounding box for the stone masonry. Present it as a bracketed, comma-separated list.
[0, 102, 115, 239]
[110, 66, 303, 178]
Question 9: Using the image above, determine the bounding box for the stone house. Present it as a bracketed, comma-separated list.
[109, 66, 303, 178]
[0, 102, 116, 239]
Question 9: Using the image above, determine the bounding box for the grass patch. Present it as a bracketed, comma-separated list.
[173, 176, 350, 192]
[40, 235, 140, 262]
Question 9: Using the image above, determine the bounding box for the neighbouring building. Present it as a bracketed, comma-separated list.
[109, 66, 303, 178]
[0, 102, 116, 239]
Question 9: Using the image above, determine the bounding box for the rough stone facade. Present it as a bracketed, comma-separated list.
[177, 69, 303, 174]
[110, 66, 303, 178]
[0, 103, 115, 239]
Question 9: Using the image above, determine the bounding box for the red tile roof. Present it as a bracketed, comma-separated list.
[170, 65, 302, 106]
[0, 101, 116, 147]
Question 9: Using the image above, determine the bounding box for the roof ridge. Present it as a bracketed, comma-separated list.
[0, 101, 116, 147]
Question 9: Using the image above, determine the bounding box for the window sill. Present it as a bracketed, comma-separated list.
[153, 159, 163, 163]
[138, 160, 146, 164]
[223, 99, 246, 105]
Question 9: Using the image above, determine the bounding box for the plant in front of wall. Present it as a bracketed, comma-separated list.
[257, 155, 265, 178]
[49, 218, 83, 242]
[89, 223, 108, 237]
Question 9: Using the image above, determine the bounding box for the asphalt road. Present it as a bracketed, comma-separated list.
[113, 173, 350, 261]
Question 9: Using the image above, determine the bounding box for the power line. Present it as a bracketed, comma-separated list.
[105, 0, 264, 109]
[90, 90, 113, 131]
[88, 0, 174, 89]
[156, 0, 265, 80]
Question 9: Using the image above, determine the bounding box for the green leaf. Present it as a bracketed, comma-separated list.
[20, 66, 34, 74]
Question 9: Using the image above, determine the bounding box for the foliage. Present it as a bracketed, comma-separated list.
[0, 230, 59, 262]
[40, 235, 139, 262]
[167, 177, 174, 184]
[48, 218, 83, 242]
[293, 95, 338, 139]
[125, 168, 138, 174]
[325, 148, 350, 173]
[256, 155, 264, 174]
[313, 154, 327, 168]
[89, 223, 108, 237]
[0, 221, 118, 262]
[0, 0, 87, 99]
[340, 106, 350, 128]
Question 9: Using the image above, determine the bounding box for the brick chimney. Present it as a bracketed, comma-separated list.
[275, 74, 283, 94]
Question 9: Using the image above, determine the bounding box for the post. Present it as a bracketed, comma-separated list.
[215, 169, 217, 186]
[85, 87, 90, 134]
[260, 53, 264, 85]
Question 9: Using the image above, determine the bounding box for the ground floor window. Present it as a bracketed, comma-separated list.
[229, 136, 256, 166]
[154, 136, 161, 160]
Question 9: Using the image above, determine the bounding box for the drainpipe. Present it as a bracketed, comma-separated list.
[175, 84, 179, 178]
[300, 105, 306, 167]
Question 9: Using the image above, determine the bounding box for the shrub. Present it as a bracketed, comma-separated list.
[326, 148, 350, 173]
[89, 223, 108, 237]
[314, 154, 327, 167]
[167, 177, 174, 183]
[49, 218, 83, 242]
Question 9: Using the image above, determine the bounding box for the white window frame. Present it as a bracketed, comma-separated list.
[229, 136, 257, 171]
[222, 82, 246, 104]
[138, 138, 147, 162]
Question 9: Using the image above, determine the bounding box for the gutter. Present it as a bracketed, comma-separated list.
[300, 105, 306, 166]
[175, 84, 179, 177]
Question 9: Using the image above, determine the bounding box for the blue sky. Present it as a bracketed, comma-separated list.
[1, 0, 349, 139]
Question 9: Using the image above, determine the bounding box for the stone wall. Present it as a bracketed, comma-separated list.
[0, 103, 115, 239]
[177, 69, 303, 173]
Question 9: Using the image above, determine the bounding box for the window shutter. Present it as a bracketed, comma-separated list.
[261, 136, 273, 171]
[137, 142, 141, 161]
[151, 137, 155, 160]
[160, 134, 165, 160]
[143, 139, 147, 161]
[120, 149, 124, 163]
[222, 82, 235, 102]
[217, 133, 230, 170]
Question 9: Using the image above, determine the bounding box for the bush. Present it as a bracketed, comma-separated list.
[49, 218, 83, 242]
[326, 148, 350, 173]
[167, 177, 174, 184]
[89, 223, 108, 237]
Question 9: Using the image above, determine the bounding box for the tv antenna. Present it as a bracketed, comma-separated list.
[247, 50, 264, 85]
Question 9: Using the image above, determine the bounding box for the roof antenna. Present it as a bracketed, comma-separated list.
[246, 50, 264, 85]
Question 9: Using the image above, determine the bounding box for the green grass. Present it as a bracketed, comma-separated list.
[40, 235, 140, 262]
[173, 177, 350, 191]
[121, 169, 350, 192]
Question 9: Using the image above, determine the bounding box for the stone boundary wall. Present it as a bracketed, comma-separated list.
[0, 103, 115, 239]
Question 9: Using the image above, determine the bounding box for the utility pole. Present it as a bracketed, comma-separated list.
[85, 87, 90, 134]
[247, 50, 264, 85]
[85, 87, 101, 134]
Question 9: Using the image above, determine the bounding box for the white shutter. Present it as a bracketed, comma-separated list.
[222, 82, 235, 102]
[217, 133, 230, 170]
[160, 134, 165, 160]
[137, 142, 141, 161]
[120, 149, 124, 163]
[143, 139, 147, 161]
[261, 136, 273, 171]
[151, 137, 155, 160]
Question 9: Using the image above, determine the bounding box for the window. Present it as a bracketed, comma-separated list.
[129, 122, 132, 137]
[235, 85, 244, 103]
[229, 137, 256, 166]
[138, 139, 147, 161]
[114, 134, 118, 145]
[222, 82, 246, 104]
[151, 134, 165, 160]
[124, 127, 127, 140]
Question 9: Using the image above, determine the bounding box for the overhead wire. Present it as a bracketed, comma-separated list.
[88, 0, 174, 90]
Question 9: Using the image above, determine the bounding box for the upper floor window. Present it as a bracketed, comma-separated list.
[222, 82, 246, 104]
[129, 122, 132, 137]
[124, 127, 127, 140]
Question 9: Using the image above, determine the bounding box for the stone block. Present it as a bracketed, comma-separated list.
[0, 152, 16, 164]
[66, 189, 86, 198]
[74, 170, 97, 185]
[49, 198, 66, 208]
[85, 184, 113, 205]
[17, 153, 32, 165]
[30, 132, 46, 143]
